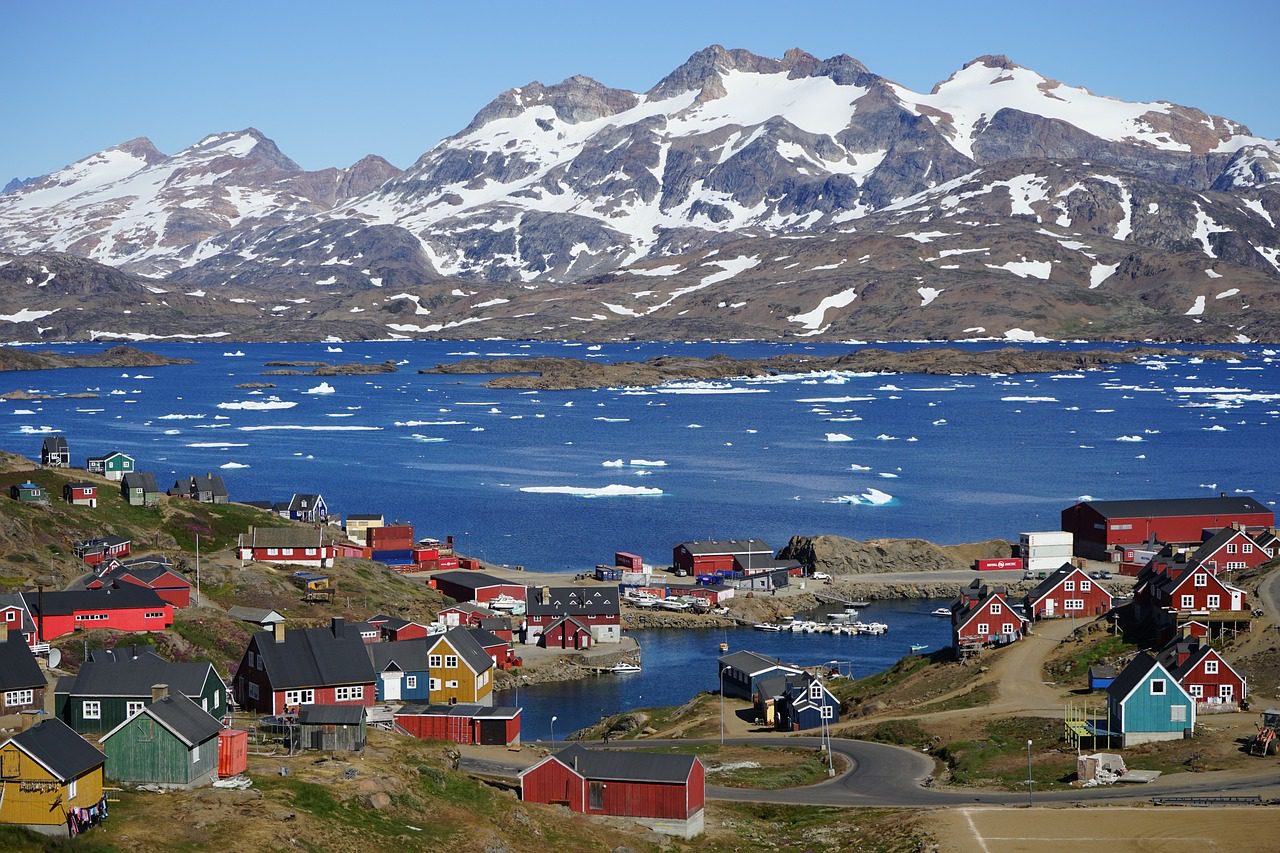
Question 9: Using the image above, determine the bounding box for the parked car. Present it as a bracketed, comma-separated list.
[1022, 571, 1036, 580]
[812, 571, 831, 581]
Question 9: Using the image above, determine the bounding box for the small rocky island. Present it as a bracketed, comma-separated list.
[422, 346, 1241, 390]
[0, 345, 193, 372]
[263, 359, 399, 376]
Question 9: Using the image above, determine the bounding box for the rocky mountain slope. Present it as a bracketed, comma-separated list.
[1, 46, 1278, 343]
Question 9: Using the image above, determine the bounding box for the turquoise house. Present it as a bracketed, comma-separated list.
[1106, 652, 1196, 747]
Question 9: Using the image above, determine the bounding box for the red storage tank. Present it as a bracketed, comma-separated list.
[218, 729, 248, 777]
[974, 558, 1023, 571]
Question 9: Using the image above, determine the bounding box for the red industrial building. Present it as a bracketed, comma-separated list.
[430, 571, 527, 606]
[23, 587, 174, 640]
[672, 539, 773, 574]
[394, 703, 521, 746]
[521, 744, 705, 839]
[1061, 496, 1274, 560]
[1023, 565, 1113, 619]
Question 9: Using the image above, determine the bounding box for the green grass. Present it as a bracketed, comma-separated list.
[1052, 634, 1137, 681]
[831, 655, 930, 703]
[0, 825, 122, 853]
[916, 683, 995, 713]
[170, 613, 251, 670]
[704, 804, 932, 852]
[855, 719, 932, 746]
[253, 774, 423, 841]
[936, 717, 1074, 790]
[655, 744, 837, 789]
[161, 502, 286, 552]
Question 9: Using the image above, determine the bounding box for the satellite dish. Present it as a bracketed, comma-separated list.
[46, 648, 62, 669]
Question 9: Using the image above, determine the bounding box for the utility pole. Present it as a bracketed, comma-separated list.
[1026, 739, 1034, 808]
[195, 533, 201, 607]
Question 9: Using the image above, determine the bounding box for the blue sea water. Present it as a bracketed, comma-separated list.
[499, 598, 955, 741]
[2, 339, 1276, 572]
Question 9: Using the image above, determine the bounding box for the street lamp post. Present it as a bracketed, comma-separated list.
[551, 715, 558, 745]
[1026, 739, 1033, 808]
[719, 666, 730, 746]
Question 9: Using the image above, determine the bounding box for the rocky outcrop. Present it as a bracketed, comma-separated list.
[0, 345, 191, 372]
[778, 535, 1014, 575]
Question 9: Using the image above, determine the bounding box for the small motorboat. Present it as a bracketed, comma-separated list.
[910, 643, 929, 653]
[847, 601, 871, 609]
[610, 662, 642, 674]
[755, 622, 782, 632]
[930, 607, 952, 617]
[718, 642, 729, 653]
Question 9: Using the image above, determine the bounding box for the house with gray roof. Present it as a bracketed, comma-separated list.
[233, 618, 375, 714]
[55, 647, 226, 734]
[98, 690, 222, 788]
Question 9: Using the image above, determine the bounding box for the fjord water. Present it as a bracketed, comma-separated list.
[501, 598, 954, 741]
[4, 340, 1275, 571]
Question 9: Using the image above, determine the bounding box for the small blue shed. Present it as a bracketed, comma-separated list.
[1106, 652, 1196, 747]
[1088, 664, 1117, 691]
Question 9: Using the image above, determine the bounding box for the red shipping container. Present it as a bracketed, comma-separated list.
[615, 551, 643, 571]
[218, 729, 248, 777]
[974, 558, 1023, 571]
[436, 556, 460, 570]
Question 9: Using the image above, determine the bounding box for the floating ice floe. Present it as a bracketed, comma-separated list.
[687, 424, 703, 429]
[1002, 396, 1058, 403]
[217, 398, 297, 411]
[395, 420, 467, 427]
[594, 417, 630, 423]
[932, 419, 947, 425]
[220, 462, 249, 469]
[875, 434, 897, 441]
[223, 351, 245, 357]
[849, 464, 871, 471]
[409, 435, 447, 442]
[629, 459, 666, 467]
[162, 429, 180, 435]
[825, 488, 894, 506]
[237, 425, 381, 432]
[1203, 425, 1228, 431]
[186, 442, 248, 448]
[878, 472, 899, 478]
[17, 425, 57, 434]
[519, 484, 664, 498]
[825, 433, 854, 442]
[602, 459, 625, 468]
[304, 382, 336, 395]
[1115, 435, 1144, 442]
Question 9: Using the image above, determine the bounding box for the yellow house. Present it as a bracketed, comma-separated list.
[0, 718, 106, 831]
[426, 629, 494, 706]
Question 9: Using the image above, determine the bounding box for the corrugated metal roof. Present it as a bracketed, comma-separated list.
[137, 695, 222, 747]
[1078, 496, 1271, 520]
[551, 744, 695, 784]
[299, 704, 365, 726]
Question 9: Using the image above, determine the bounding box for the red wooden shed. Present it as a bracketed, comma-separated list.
[540, 615, 593, 650]
[393, 703, 521, 746]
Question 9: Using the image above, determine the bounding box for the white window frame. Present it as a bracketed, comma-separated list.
[1189, 684, 1203, 698]
[1181, 595, 1195, 609]
[284, 689, 315, 706]
[820, 705, 834, 720]
[1226, 543, 1237, 554]
[4, 689, 34, 707]
[191, 742, 200, 764]
[1219, 683, 1233, 699]
[428, 654, 442, 668]
[446, 680, 459, 689]
[1204, 659, 1219, 674]
[445, 655, 458, 669]
[1171, 704, 1187, 723]
[1194, 573, 1208, 587]
[247, 682, 259, 700]
[67, 777, 77, 800]
[976, 623, 990, 636]
[1064, 599, 1085, 611]
[809, 682, 823, 700]
[335, 686, 364, 702]
[429, 678, 441, 691]
[1001, 622, 1014, 634]
[144, 611, 165, 619]
[1064, 580, 1075, 592]
[1207, 595, 1220, 609]
[82, 701, 101, 720]
[990, 603, 1002, 615]
[406, 675, 417, 689]
[1150, 679, 1166, 696]
[1242, 543, 1253, 554]
[1226, 562, 1245, 570]
[266, 548, 279, 557]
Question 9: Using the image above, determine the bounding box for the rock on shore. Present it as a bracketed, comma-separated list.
[778, 534, 1013, 575]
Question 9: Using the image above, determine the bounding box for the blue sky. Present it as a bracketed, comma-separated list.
[3, 0, 1277, 180]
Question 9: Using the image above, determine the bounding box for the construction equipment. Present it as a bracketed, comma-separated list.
[1248, 708, 1279, 756]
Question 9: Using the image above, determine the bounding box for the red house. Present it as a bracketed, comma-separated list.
[376, 616, 430, 642]
[673, 538, 772, 574]
[1062, 496, 1274, 560]
[466, 627, 518, 669]
[85, 560, 192, 608]
[0, 594, 38, 647]
[1158, 639, 1247, 712]
[951, 587, 1026, 650]
[23, 587, 173, 641]
[430, 571, 526, 607]
[521, 744, 705, 839]
[73, 536, 131, 566]
[1023, 565, 1113, 619]
[232, 618, 376, 715]
[393, 703, 521, 746]
[1191, 525, 1274, 574]
[236, 527, 335, 568]
[539, 615, 593, 650]
[1142, 564, 1247, 614]
[524, 586, 620, 646]
[437, 602, 499, 627]
[63, 482, 98, 507]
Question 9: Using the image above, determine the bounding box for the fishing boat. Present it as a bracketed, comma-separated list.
[827, 612, 851, 623]
[930, 607, 951, 617]
[754, 622, 782, 632]
[910, 643, 929, 653]
[718, 641, 729, 653]
[847, 601, 871, 609]
[489, 594, 526, 614]
[610, 662, 642, 674]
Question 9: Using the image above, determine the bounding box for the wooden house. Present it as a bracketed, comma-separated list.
[0, 594, 38, 648]
[9, 482, 48, 504]
[367, 639, 432, 702]
[98, 690, 222, 788]
[226, 606, 285, 629]
[63, 481, 98, 507]
[1158, 640, 1247, 712]
[1137, 563, 1247, 616]
[297, 705, 366, 752]
[425, 628, 494, 706]
[121, 472, 162, 507]
[236, 527, 335, 568]
[755, 672, 840, 731]
[0, 718, 106, 832]
[466, 627, 517, 669]
[1023, 565, 1113, 619]
[186, 473, 228, 504]
[394, 703, 521, 746]
[41, 435, 70, 468]
[539, 615, 593, 649]
[430, 571, 527, 607]
[524, 586, 621, 646]
[1106, 652, 1196, 746]
[521, 744, 705, 839]
[85, 560, 192, 608]
[285, 493, 328, 523]
[24, 587, 173, 642]
[1189, 524, 1273, 573]
[86, 450, 135, 481]
[55, 648, 226, 734]
[233, 619, 376, 715]
[951, 586, 1026, 649]
[0, 631, 46, 716]
[717, 650, 804, 701]
[437, 602, 500, 627]
[73, 535, 132, 566]
[375, 616, 429, 642]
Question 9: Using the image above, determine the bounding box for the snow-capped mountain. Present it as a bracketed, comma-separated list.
[1, 46, 1278, 343]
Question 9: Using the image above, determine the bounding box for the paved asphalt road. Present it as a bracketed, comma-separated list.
[473, 736, 1280, 808]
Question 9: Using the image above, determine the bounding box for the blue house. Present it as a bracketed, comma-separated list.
[757, 672, 840, 731]
[367, 639, 431, 703]
[1106, 652, 1196, 747]
[286, 493, 328, 523]
[717, 650, 803, 701]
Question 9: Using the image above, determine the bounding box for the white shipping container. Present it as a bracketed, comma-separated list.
[1027, 556, 1074, 571]
[1020, 531, 1074, 547]
[1025, 544, 1074, 558]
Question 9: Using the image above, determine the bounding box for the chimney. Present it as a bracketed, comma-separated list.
[273, 622, 286, 644]
[331, 617, 345, 638]
[542, 586, 550, 605]
[1231, 521, 1242, 531]
[0, 622, 7, 644]
[151, 683, 169, 702]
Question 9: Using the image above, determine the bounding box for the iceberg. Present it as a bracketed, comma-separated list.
[304, 382, 336, 395]
[825, 488, 894, 506]
[825, 433, 854, 442]
[519, 484, 665, 498]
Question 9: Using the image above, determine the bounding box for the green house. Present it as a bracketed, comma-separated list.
[56, 649, 227, 735]
[99, 692, 221, 788]
[9, 482, 48, 504]
[121, 471, 161, 507]
[87, 450, 135, 481]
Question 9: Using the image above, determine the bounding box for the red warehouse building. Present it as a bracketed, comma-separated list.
[672, 538, 772, 574]
[521, 744, 705, 839]
[1023, 565, 1113, 619]
[430, 571, 527, 606]
[233, 618, 376, 715]
[394, 703, 521, 746]
[1061, 496, 1274, 560]
[1159, 639, 1247, 712]
[23, 587, 174, 641]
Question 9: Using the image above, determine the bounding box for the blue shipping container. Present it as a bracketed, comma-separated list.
[372, 549, 415, 565]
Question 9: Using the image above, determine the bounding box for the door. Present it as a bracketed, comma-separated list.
[1043, 598, 1055, 617]
[383, 673, 402, 701]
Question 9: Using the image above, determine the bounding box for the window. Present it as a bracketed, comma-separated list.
[446, 680, 458, 689]
[429, 654, 442, 668]
[1001, 623, 1014, 634]
[429, 678, 441, 691]
[1150, 679, 1166, 696]
[820, 705, 834, 720]
[247, 652, 257, 669]
[1189, 684, 1203, 697]
[305, 548, 317, 556]
[248, 682, 259, 700]
[126, 701, 145, 717]
[284, 689, 315, 706]
[976, 623, 990, 635]
[335, 686, 364, 702]
[1226, 562, 1246, 570]
[214, 690, 221, 708]
[1194, 573, 1207, 587]
[1110, 523, 1132, 531]
[1080, 580, 1092, 592]
[1226, 543, 1237, 554]
[1242, 543, 1253, 554]
[1207, 595, 1220, 609]
[809, 682, 823, 700]
[588, 781, 604, 810]
[1171, 705, 1187, 723]
[1065, 599, 1085, 611]
[67, 778, 77, 800]
[406, 676, 417, 689]
[82, 701, 101, 720]
[4, 610, 15, 623]
[191, 742, 200, 765]
[4, 689, 33, 707]
[266, 548, 279, 557]
[144, 611, 165, 619]
[1064, 580, 1075, 592]
[1181, 595, 1195, 609]
[1219, 684, 1233, 699]
[1204, 660, 1219, 675]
